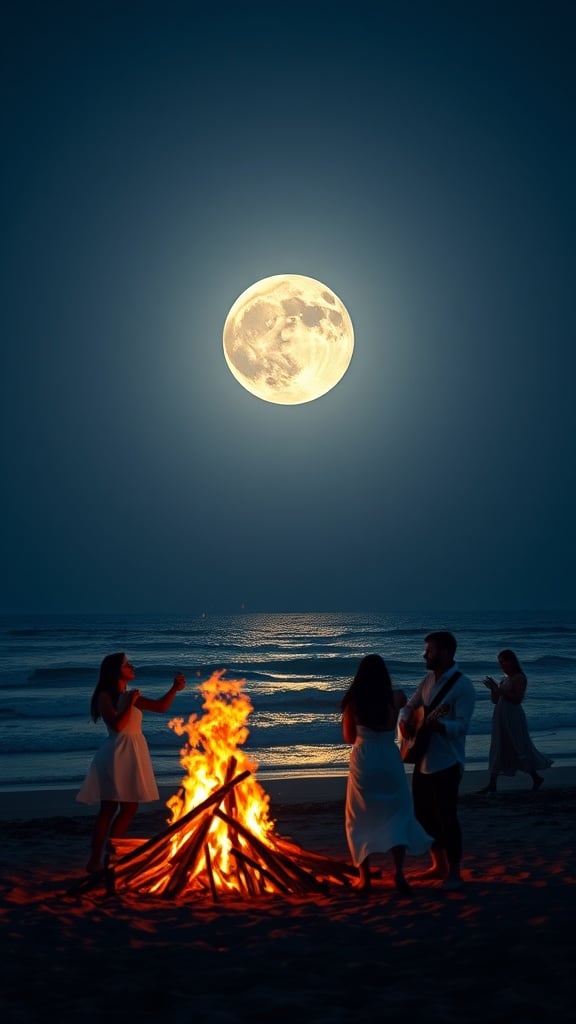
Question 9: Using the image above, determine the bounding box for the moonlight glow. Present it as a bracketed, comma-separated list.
[223, 274, 354, 405]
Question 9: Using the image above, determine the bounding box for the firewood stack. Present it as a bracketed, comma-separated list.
[71, 768, 355, 901]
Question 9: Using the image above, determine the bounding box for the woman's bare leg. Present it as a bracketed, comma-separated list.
[110, 801, 139, 838]
[87, 800, 118, 872]
[357, 855, 372, 890]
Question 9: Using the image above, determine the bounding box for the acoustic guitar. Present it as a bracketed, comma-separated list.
[398, 703, 449, 764]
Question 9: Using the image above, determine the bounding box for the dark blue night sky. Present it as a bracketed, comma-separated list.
[2, 1, 575, 614]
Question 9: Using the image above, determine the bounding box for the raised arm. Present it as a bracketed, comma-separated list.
[397, 680, 425, 737]
[136, 673, 187, 713]
[98, 689, 141, 731]
[483, 675, 501, 704]
[498, 673, 527, 704]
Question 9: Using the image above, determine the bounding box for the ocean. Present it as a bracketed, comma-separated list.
[0, 610, 574, 794]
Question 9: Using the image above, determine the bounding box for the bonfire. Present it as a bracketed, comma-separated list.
[74, 671, 353, 900]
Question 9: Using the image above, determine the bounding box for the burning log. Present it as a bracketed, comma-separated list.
[275, 838, 356, 884]
[158, 811, 214, 898]
[230, 846, 291, 895]
[232, 850, 260, 897]
[204, 842, 218, 903]
[214, 808, 330, 895]
[114, 769, 251, 873]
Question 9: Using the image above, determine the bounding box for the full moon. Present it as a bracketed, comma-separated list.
[223, 274, 354, 405]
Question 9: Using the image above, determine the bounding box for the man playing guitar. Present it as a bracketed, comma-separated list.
[398, 631, 476, 890]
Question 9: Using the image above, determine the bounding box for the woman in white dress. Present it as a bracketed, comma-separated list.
[77, 652, 186, 873]
[341, 654, 431, 895]
[480, 649, 552, 793]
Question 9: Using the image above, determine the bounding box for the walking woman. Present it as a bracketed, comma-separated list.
[480, 649, 552, 793]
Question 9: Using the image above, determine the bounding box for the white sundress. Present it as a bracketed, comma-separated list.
[345, 725, 432, 867]
[76, 699, 160, 804]
[489, 697, 553, 777]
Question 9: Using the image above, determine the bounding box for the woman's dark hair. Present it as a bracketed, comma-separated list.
[497, 649, 523, 675]
[340, 654, 394, 730]
[90, 652, 125, 722]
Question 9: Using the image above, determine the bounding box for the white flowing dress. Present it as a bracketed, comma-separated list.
[489, 694, 553, 777]
[345, 725, 431, 867]
[76, 698, 160, 804]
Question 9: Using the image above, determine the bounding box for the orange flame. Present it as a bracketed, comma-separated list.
[163, 670, 274, 891]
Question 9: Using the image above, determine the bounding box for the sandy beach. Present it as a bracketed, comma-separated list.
[1, 767, 574, 1023]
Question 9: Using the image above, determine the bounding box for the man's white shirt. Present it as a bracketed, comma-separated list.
[397, 665, 476, 774]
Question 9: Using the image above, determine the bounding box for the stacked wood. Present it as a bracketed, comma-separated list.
[70, 767, 355, 901]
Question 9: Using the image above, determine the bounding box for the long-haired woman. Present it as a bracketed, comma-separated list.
[480, 649, 552, 793]
[77, 652, 186, 872]
[341, 654, 431, 894]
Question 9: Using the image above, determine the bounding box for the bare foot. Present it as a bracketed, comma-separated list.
[353, 879, 372, 894]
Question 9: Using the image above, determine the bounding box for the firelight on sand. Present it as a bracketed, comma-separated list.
[223, 275, 354, 405]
